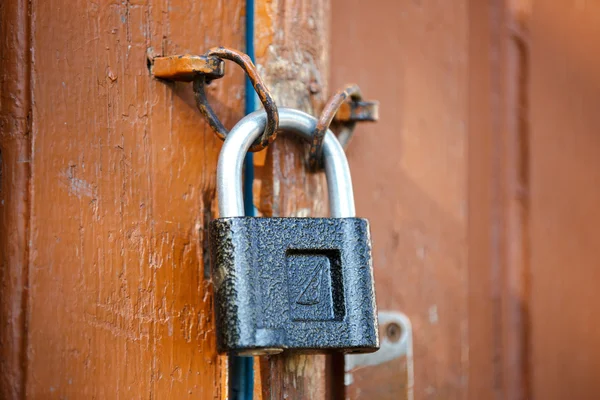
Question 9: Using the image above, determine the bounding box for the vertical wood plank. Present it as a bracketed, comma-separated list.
[331, 0, 469, 398]
[467, 0, 505, 398]
[21, 0, 244, 398]
[254, 0, 330, 397]
[529, 2, 600, 399]
[0, 0, 31, 398]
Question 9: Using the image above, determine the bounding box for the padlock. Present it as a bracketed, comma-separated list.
[209, 107, 379, 355]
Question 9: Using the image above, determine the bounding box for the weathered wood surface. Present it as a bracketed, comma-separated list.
[1, 0, 245, 398]
[253, 0, 331, 398]
[0, 1, 32, 398]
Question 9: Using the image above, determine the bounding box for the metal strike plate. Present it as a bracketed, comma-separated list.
[330, 100, 379, 149]
[345, 311, 414, 400]
[209, 217, 379, 355]
[334, 100, 379, 123]
[151, 54, 225, 82]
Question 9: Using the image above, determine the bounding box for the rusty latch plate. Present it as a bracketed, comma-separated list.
[334, 100, 380, 122]
[152, 55, 225, 82]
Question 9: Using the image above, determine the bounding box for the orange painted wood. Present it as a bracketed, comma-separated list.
[467, 0, 505, 398]
[0, 0, 32, 398]
[332, 1, 600, 399]
[10, 1, 600, 399]
[529, 2, 600, 399]
[1, 0, 245, 398]
[331, 0, 470, 398]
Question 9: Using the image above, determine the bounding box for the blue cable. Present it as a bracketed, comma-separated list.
[230, 0, 256, 398]
[243, 0, 256, 216]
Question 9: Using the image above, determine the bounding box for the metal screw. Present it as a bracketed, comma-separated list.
[385, 322, 402, 343]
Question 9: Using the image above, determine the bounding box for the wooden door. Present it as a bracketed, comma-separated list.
[3, 0, 600, 399]
[331, 0, 474, 398]
[529, 2, 600, 399]
[0, 0, 332, 398]
[1, 0, 245, 398]
[331, 0, 600, 399]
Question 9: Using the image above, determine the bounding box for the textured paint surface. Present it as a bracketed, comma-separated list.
[1, 0, 245, 398]
[0, 1, 32, 398]
[331, 0, 468, 398]
[253, 0, 331, 398]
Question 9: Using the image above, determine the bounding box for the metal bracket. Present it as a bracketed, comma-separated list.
[345, 311, 414, 399]
[149, 49, 278, 152]
[151, 54, 225, 82]
[334, 100, 379, 123]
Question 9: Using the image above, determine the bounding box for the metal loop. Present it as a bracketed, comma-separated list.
[217, 107, 356, 218]
[193, 47, 279, 152]
[308, 84, 362, 170]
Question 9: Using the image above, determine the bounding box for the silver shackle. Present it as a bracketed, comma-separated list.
[217, 107, 356, 218]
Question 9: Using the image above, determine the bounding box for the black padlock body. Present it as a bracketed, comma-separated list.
[209, 217, 379, 355]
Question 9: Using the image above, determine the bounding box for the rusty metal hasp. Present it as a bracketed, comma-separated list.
[151, 54, 225, 82]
